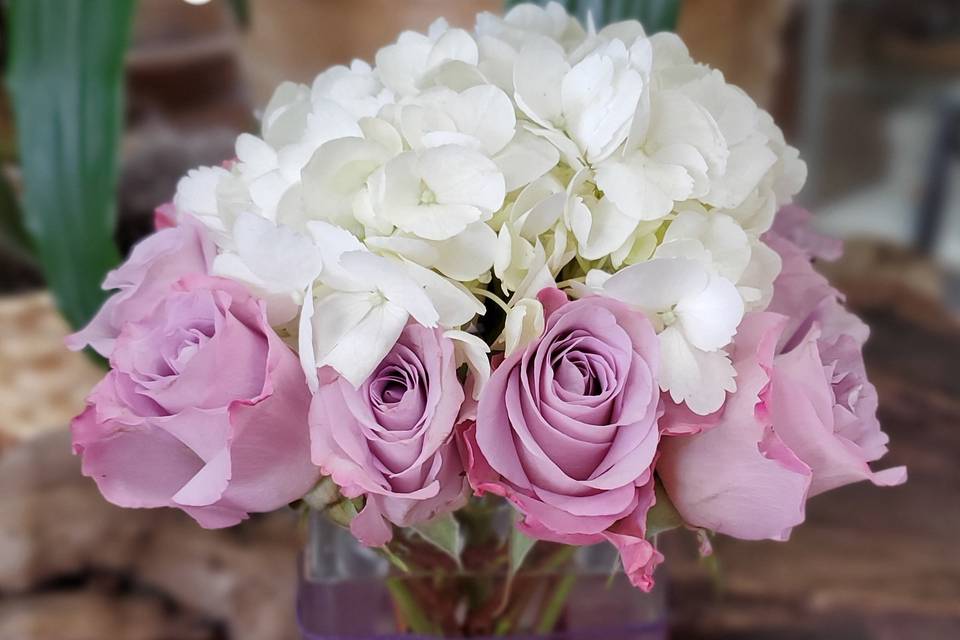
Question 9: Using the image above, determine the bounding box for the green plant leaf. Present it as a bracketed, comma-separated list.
[301, 476, 341, 511]
[508, 526, 538, 575]
[325, 497, 360, 529]
[646, 480, 684, 538]
[410, 512, 465, 568]
[630, 0, 682, 33]
[226, 0, 251, 29]
[503, 0, 682, 32]
[493, 521, 539, 620]
[386, 577, 437, 634]
[0, 169, 33, 256]
[496, 516, 537, 622]
[6, 0, 135, 329]
[535, 573, 576, 633]
[380, 545, 412, 574]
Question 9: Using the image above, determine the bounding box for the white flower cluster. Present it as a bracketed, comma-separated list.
[173, 2, 806, 415]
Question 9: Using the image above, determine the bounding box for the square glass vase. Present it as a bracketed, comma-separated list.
[298, 509, 668, 639]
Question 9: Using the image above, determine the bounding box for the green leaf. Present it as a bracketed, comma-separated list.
[410, 512, 465, 568]
[6, 0, 135, 329]
[502, 0, 682, 32]
[380, 545, 412, 574]
[646, 480, 684, 538]
[226, 0, 251, 29]
[386, 577, 437, 634]
[0, 169, 34, 261]
[301, 476, 341, 511]
[630, 0, 682, 33]
[535, 573, 576, 633]
[325, 497, 360, 529]
[508, 526, 538, 576]
[493, 520, 539, 620]
[700, 537, 722, 593]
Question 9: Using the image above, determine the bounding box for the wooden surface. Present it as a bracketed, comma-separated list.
[0, 427, 304, 640]
[667, 244, 960, 640]
[0, 293, 102, 444]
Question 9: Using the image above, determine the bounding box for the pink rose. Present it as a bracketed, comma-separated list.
[768, 321, 905, 496]
[765, 228, 869, 354]
[659, 313, 813, 540]
[765, 225, 905, 495]
[465, 288, 663, 590]
[660, 220, 906, 541]
[71, 276, 319, 528]
[153, 202, 179, 230]
[769, 205, 843, 262]
[309, 324, 467, 547]
[67, 215, 214, 356]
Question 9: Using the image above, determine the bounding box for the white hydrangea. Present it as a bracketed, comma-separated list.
[170, 1, 805, 414]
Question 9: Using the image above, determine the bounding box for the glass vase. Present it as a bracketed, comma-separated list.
[297, 508, 668, 639]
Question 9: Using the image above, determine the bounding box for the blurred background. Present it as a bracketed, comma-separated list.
[0, 1, 958, 639]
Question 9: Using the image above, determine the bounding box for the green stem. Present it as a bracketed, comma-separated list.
[386, 577, 439, 635]
[536, 573, 577, 633]
[501, 544, 577, 635]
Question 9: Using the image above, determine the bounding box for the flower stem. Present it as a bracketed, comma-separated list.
[536, 573, 577, 633]
[386, 576, 438, 634]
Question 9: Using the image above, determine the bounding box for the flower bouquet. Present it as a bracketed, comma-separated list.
[68, 2, 906, 637]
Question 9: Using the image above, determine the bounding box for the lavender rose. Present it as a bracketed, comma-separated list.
[67, 215, 214, 357]
[72, 276, 319, 528]
[309, 324, 467, 546]
[464, 288, 663, 590]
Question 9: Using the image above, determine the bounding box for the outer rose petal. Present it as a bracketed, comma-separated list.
[769, 328, 907, 496]
[603, 530, 664, 591]
[351, 499, 395, 547]
[464, 418, 660, 592]
[601, 480, 663, 591]
[67, 216, 214, 356]
[154, 202, 178, 230]
[72, 392, 205, 510]
[216, 320, 319, 515]
[764, 231, 868, 351]
[771, 205, 843, 261]
[659, 313, 813, 541]
[658, 397, 722, 437]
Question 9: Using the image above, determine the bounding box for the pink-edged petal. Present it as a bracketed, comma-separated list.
[351, 498, 394, 547]
[172, 448, 232, 507]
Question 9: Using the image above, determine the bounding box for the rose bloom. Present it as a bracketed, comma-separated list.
[765, 224, 905, 495]
[72, 276, 319, 528]
[659, 215, 906, 540]
[67, 215, 213, 357]
[309, 324, 467, 546]
[463, 288, 663, 590]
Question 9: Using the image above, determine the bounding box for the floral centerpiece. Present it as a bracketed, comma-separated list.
[68, 2, 906, 637]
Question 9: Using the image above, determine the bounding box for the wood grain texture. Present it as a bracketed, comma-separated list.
[0, 293, 102, 444]
[0, 429, 303, 640]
